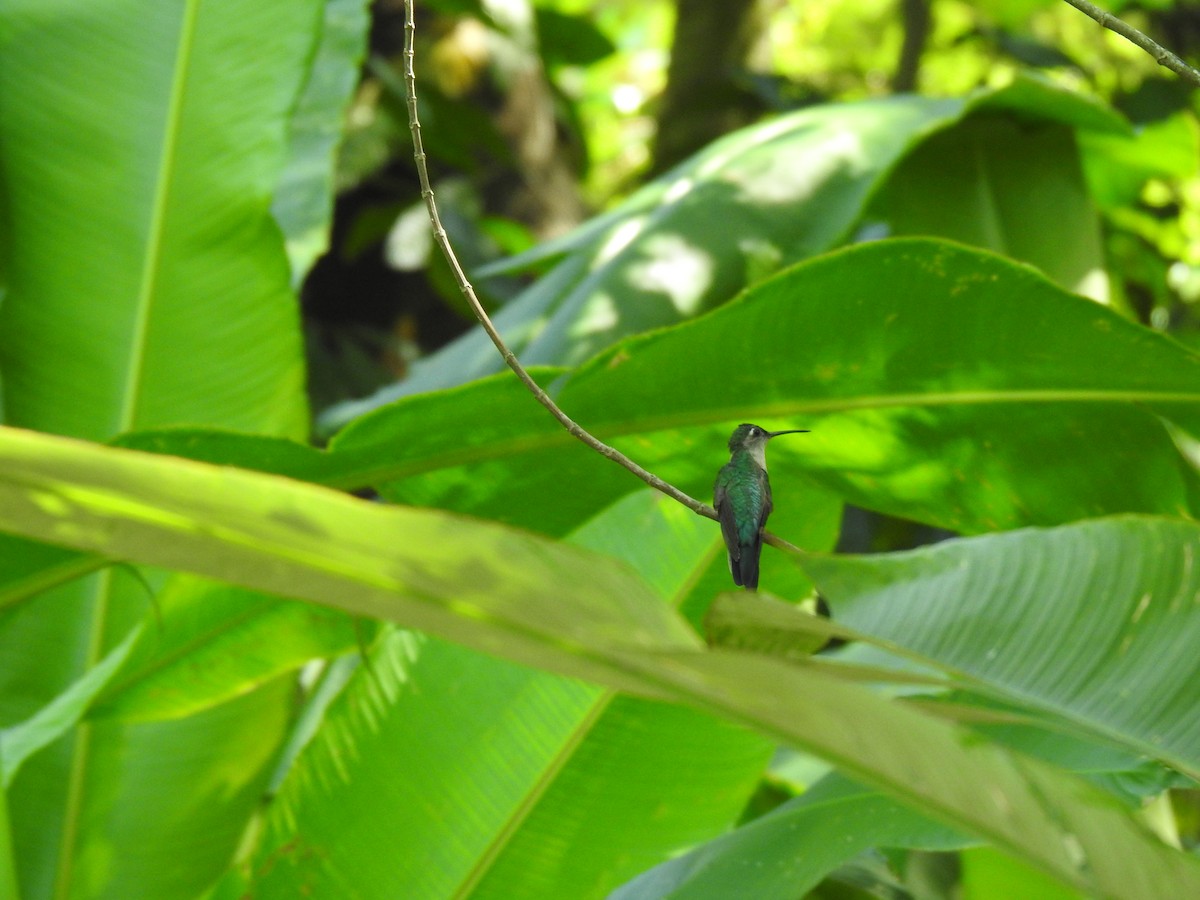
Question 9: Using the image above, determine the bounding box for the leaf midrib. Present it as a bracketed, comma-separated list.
[451, 692, 615, 899]
[53, 4, 202, 898]
[330, 388, 1200, 490]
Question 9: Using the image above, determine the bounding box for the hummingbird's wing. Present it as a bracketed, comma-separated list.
[760, 474, 773, 531]
[713, 480, 742, 565]
[737, 470, 772, 591]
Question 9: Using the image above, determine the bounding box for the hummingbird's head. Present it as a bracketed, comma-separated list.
[728, 424, 809, 468]
[728, 423, 770, 453]
[728, 423, 810, 453]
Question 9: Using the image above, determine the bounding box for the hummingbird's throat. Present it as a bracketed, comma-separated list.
[748, 443, 768, 470]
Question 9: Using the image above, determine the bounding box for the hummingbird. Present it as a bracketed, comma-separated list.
[714, 423, 808, 590]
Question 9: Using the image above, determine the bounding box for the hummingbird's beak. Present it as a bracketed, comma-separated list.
[766, 429, 809, 438]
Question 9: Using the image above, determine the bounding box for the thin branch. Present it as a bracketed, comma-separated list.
[1062, 0, 1200, 88]
[400, 7, 689, 512]
[400, 3, 801, 556]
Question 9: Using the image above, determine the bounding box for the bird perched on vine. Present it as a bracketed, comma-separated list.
[714, 423, 808, 590]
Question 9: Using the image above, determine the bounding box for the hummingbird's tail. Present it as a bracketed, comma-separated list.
[730, 540, 761, 591]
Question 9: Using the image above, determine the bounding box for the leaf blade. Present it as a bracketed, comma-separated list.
[0, 428, 1195, 897]
[806, 516, 1200, 777]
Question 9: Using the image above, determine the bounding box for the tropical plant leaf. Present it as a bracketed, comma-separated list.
[271, 0, 374, 284]
[960, 845, 1088, 900]
[0, 2, 310, 440]
[232, 636, 771, 899]
[321, 74, 1124, 426]
[88, 581, 361, 723]
[706, 592, 1187, 794]
[803, 516, 1200, 777]
[237, 494, 806, 900]
[557, 239, 1200, 532]
[0, 2, 321, 896]
[351, 238, 1200, 537]
[611, 774, 966, 900]
[114, 239, 1200, 548]
[614, 703, 1186, 900]
[0, 426, 697, 691]
[211, 490, 750, 896]
[0, 428, 1196, 897]
[866, 113, 1107, 300]
[219, 490, 803, 899]
[0, 537, 100, 613]
[0, 627, 140, 788]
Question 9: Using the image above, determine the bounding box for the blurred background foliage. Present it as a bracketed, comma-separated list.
[306, 0, 1199, 416]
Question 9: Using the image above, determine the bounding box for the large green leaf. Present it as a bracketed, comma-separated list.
[271, 0, 373, 284]
[232, 638, 771, 900]
[614, 715, 1179, 900]
[804, 517, 1200, 777]
[351, 239, 1199, 537]
[322, 74, 1123, 426]
[666, 572, 1194, 899]
[0, 629, 140, 788]
[0, 426, 697, 690]
[611, 774, 966, 900]
[0, 2, 310, 440]
[221, 489, 798, 899]
[8, 672, 294, 900]
[0, 538, 99, 613]
[0, 428, 1196, 897]
[114, 239, 1200, 547]
[559, 240, 1200, 531]
[88, 582, 360, 724]
[704, 598, 1185, 800]
[867, 113, 1107, 300]
[0, 2, 322, 897]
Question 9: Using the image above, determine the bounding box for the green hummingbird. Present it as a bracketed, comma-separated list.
[714, 423, 808, 590]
